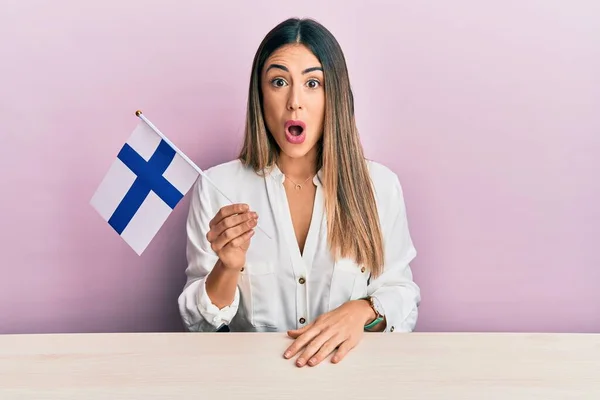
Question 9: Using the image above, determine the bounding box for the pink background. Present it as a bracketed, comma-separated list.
[1, 1, 599, 334]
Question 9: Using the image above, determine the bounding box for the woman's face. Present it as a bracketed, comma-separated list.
[261, 44, 325, 162]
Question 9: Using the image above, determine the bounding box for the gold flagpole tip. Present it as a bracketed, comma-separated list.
[135, 110, 143, 117]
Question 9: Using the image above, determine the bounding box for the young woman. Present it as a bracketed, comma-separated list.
[178, 17, 420, 367]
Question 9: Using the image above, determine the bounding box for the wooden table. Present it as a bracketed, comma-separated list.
[1, 332, 599, 399]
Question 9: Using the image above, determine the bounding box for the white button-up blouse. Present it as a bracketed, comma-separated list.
[178, 159, 421, 333]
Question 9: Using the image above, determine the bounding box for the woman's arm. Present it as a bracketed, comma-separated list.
[178, 177, 241, 332]
[366, 173, 420, 333]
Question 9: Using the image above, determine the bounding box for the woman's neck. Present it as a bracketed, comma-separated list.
[277, 149, 318, 182]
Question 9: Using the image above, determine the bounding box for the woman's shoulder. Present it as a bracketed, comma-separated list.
[365, 159, 404, 193]
[204, 159, 253, 178]
[364, 159, 408, 217]
[200, 158, 268, 184]
[195, 159, 265, 197]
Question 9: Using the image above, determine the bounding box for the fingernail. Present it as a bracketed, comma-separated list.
[296, 359, 304, 366]
[284, 351, 290, 358]
[309, 358, 316, 365]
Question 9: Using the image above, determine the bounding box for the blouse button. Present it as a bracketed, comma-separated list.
[240, 267, 244, 272]
[360, 267, 366, 273]
[298, 277, 306, 284]
[390, 326, 395, 332]
[299, 317, 306, 324]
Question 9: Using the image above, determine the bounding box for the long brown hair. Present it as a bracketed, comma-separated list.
[238, 18, 385, 277]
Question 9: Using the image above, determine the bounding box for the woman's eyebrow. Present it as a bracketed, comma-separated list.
[265, 64, 323, 74]
[302, 66, 323, 74]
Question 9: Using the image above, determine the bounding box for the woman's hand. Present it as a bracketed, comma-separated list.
[206, 203, 258, 271]
[283, 299, 376, 367]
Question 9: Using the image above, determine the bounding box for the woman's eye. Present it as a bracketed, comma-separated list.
[271, 78, 287, 87]
[307, 79, 321, 89]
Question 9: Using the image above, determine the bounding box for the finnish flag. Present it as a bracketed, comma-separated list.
[90, 114, 200, 255]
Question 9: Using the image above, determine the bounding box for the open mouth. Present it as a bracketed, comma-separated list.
[284, 120, 307, 144]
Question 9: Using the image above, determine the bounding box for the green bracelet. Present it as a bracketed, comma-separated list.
[364, 316, 383, 330]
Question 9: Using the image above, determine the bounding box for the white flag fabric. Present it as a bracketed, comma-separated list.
[90, 120, 200, 255]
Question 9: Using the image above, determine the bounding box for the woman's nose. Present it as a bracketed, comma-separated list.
[287, 87, 302, 111]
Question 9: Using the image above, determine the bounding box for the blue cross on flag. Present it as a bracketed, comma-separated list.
[90, 115, 200, 255]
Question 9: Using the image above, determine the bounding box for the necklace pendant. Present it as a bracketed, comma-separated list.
[295, 184, 301, 190]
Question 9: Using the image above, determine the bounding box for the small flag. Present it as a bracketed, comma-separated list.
[90, 113, 200, 255]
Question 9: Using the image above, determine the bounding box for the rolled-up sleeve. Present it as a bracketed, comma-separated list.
[367, 174, 421, 333]
[177, 175, 240, 332]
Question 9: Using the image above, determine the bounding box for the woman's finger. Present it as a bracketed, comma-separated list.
[295, 328, 336, 367]
[307, 334, 344, 367]
[229, 229, 255, 248]
[283, 323, 321, 360]
[331, 338, 357, 364]
[209, 203, 248, 229]
[210, 217, 257, 252]
[208, 211, 256, 242]
[287, 322, 313, 339]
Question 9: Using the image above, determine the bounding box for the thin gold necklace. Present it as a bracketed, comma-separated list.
[285, 174, 314, 190]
